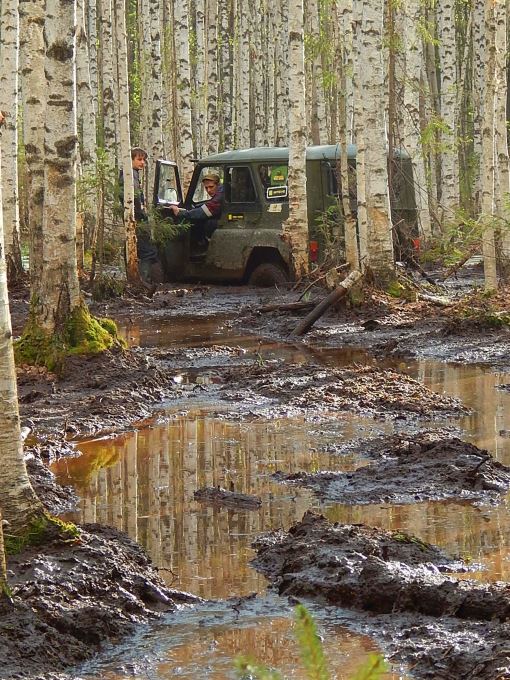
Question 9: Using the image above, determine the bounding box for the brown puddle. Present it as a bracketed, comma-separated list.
[52, 319, 510, 678]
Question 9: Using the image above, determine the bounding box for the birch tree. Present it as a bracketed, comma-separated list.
[479, 0, 498, 290]
[437, 0, 460, 222]
[0, 0, 23, 281]
[283, 0, 309, 279]
[400, 0, 432, 242]
[114, 0, 138, 282]
[353, 0, 394, 282]
[0, 119, 45, 535]
[173, 0, 195, 188]
[19, 0, 46, 287]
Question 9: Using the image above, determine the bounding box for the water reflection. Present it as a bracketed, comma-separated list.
[52, 321, 510, 679]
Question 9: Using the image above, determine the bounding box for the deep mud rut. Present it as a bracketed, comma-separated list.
[4, 269, 510, 679]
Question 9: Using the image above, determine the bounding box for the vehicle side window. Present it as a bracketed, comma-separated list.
[157, 164, 180, 203]
[224, 166, 257, 203]
[258, 164, 288, 202]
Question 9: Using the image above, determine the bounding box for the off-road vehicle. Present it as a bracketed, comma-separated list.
[154, 144, 417, 286]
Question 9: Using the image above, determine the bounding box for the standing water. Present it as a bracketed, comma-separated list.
[51, 315, 510, 678]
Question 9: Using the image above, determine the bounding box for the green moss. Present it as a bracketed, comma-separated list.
[4, 513, 80, 555]
[386, 279, 417, 301]
[64, 304, 118, 355]
[15, 300, 123, 372]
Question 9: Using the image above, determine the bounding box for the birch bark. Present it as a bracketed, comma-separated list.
[480, 0, 497, 290]
[237, 0, 251, 147]
[400, 0, 432, 241]
[354, 0, 394, 282]
[206, 0, 220, 153]
[0, 143, 43, 531]
[99, 0, 117, 164]
[114, 0, 138, 282]
[283, 0, 309, 279]
[0, 0, 23, 280]
[33, 0, 81, 334]
[173, 0, 195, 189]
[437, 0, 460, 221]
[147, 0, 164, 189]
[19, 0, 46, 287]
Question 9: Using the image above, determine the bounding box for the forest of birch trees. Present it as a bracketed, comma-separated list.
[1, 0, 510, 290]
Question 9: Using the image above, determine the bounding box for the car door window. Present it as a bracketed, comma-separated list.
[225, 166, 257, 204]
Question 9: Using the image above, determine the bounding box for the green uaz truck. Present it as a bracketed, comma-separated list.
[154, 144, 418, 286]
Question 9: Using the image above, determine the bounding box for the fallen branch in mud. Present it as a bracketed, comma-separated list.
[290, 269, 363, 337]
[417, 292, 454, 307]
[258, 300, 317, 314]
[440, 244, 480, 282]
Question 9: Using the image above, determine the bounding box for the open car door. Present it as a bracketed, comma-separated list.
[153, 160, 183, 217]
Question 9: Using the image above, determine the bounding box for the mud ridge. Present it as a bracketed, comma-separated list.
[252, 511, 510, 679]
[274, 432, 510, 505]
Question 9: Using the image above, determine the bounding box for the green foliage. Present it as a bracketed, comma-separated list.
[294, 605, 329, 680]
[4, 513, 80, 556]
[235, 605, 388, 680]
[351, 655, 389, 680]
[419, 211, 484, 267]
[386, 279, 417, 302]
[312, 202, 345, 268]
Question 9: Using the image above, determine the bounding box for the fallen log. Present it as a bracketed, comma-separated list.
[290, 269, 363, 337]
[258, 300, 317, 314]
[440, 244, 480, 282]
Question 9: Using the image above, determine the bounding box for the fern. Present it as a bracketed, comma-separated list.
[235, 656, 283, 679]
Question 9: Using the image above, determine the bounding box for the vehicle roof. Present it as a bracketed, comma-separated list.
[197, 144, 410, 164]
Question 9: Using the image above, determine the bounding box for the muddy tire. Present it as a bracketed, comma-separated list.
[248, 262, 289, 287]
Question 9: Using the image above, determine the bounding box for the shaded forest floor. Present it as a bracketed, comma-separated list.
[4, 263, 510, 679]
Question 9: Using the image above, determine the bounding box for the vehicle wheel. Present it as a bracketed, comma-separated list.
[248, 262, 289, 287]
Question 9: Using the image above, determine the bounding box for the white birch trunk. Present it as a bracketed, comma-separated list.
[472, 1, 485, 214]
[114, 0, 138, 282]
[252, 1, 265, 146]
[493, 0, 510, 259]
[237, 0, 251, 147]
[19, 0, 46, 286]
[147, 0, 164, 190]
[99, 0, 117, 163]
[0, 131, 43, 533]
[437, 0, 460, 222]
[206, 0, 220, 153]
[274, 0, 289, 145]
[36, 0, 81, 333]
[400, 0, 432, 241]
[194, 0, 206, 156]
[283, 0, 309, 279]
[173, 0, 195, 188]
[218, 0, 233, 149]
[0, 0, 23, 280]
[354, 0, 394, 282]
[480, 0, 498, 290]
[76, 0, 97, 168]
[87, 0, 99, 108]
[306, 0, 326, 145]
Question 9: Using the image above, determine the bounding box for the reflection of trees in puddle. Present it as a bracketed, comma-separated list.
[53, 414, 350, 598]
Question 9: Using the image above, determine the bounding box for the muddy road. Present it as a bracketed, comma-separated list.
[4, 271, 510, 679]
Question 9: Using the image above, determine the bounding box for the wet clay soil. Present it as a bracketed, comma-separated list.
[252, 511, 510, 680]
[274, 430, 510, 505]
[4, 272, 510, 679]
